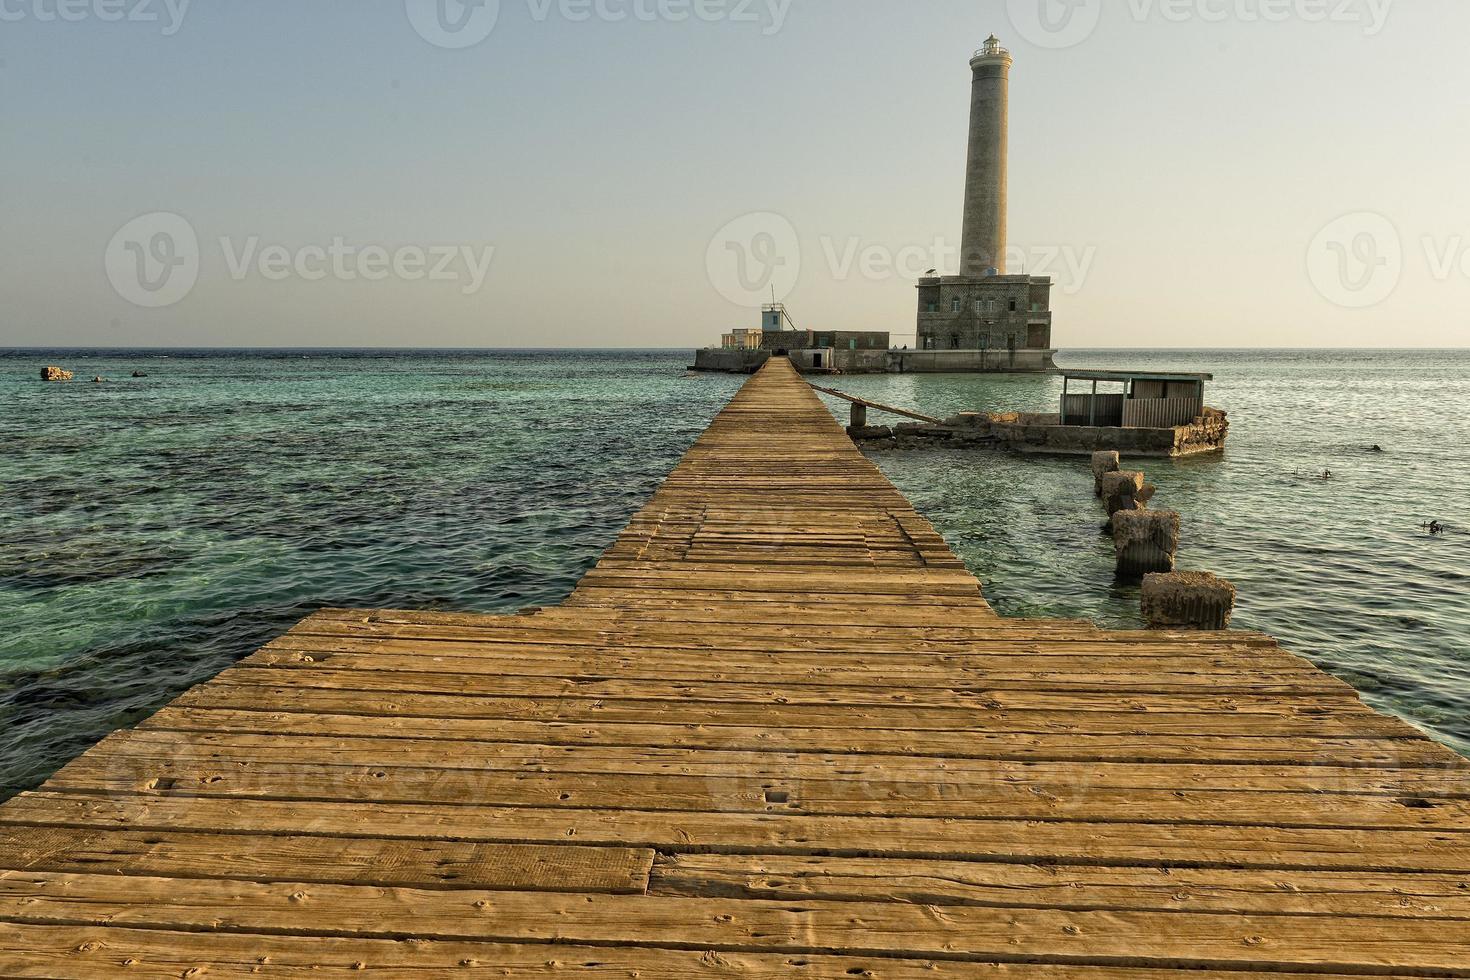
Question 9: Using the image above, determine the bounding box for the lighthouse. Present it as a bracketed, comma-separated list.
[962, 35, 1011, 277]
[914, 35, 1056, 371]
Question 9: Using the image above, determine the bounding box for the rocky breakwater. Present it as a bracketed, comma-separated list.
[849, 408, 1226, 457]
[41, 366, 74, 382]
[848, 411, 1014, 450]
[1173, 407, 1229, 456]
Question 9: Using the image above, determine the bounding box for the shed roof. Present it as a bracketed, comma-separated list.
[1061, 369, 1213, 383]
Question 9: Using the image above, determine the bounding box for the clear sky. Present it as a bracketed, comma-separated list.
[2, 0, 1466, 348]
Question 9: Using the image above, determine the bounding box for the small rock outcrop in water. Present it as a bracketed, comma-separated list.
[92, 376, 106, 384]
[41, 366, 73, 382]
[132, 371, 147, 378]
[1141, 571, 1237, 631]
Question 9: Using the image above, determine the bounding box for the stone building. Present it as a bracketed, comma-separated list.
[759, 330, 891, 354]
[720, 327, 764, 350]
[694, 307, 891, 374]
[915, 274, 1052, 352]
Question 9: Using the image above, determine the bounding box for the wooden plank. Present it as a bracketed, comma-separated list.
[70, 725, 1470, 798]
[155, 687, 1417, 746]
[240, 648, 1357, 696]
[650, 853, 1470, 920]
[8, 792, 1469, 874]
[3, 872, 1470, 973]
[262, 637, 1313, 675]
[0, 925, 1436, 980]
[806, 381, 947, 424]
[245, 648, 1347, 699]
[0, 827, 653, 894]
[143, 696, 1417, 743]
[81, 727, 1470, 803]
[256, 635, 1330, 676]
[216, 662, 1377, 716]
[282, 616, 1290, 656]
[32, 730, 1470, 831]
[563, 589, 992, 608]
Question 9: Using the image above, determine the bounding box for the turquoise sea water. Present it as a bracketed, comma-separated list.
[1, 348, 1467, 798]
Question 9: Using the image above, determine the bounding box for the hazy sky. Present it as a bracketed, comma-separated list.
[2, 0, 1467, 348]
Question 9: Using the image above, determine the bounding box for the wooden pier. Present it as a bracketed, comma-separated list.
[3, 357, 1469, 977]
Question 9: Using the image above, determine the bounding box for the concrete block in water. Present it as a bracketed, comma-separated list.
[1091, 451, 1120, 497]
[1113, 509, 1180, 577]
[849, 403, 868, 431]
[1142, 571, 1237, 631]
[1100, 471, 1147, 517]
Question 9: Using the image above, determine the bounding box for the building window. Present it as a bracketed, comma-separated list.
[973, 300, 982, 314]
[951, 297, 962, 313]
[925, 302, 938, 313]
[1009, 299, 1018, 312]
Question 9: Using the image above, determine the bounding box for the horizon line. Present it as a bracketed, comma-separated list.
[4, 345, 1470, 353]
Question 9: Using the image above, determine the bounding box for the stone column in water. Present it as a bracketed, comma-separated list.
[1101, 471, 1148, 519]
[961, 36, 1012, 277]
[1112, 509, 1181, 577]
[1142, 572, 1237, 630]
[1092, 451, 1120, 498]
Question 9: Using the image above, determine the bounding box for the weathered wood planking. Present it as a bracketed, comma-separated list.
[0, 925, 1442, 980]
[1, 356, 1467, 977]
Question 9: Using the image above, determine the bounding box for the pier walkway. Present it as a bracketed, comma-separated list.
[3, 358, 1470, 976]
